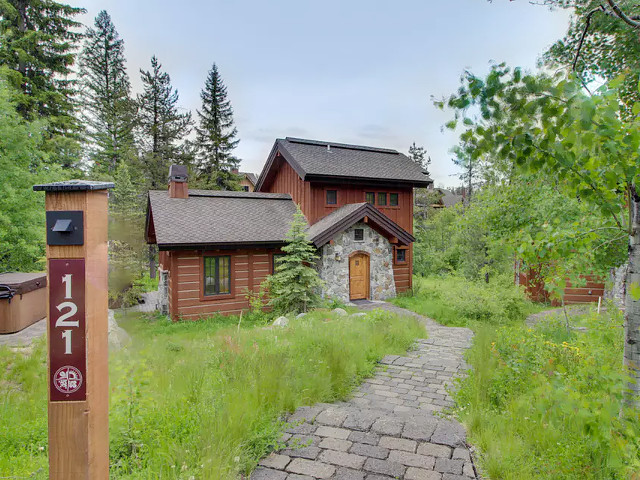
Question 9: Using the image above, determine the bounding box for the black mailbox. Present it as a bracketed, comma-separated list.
[46, 211, 84, 246]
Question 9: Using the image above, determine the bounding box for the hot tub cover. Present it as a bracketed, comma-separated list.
[0, 272, 47, 296]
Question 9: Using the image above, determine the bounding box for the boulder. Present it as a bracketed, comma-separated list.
[296, 312, 307, 319]
[273, 316, 289, 327]
[108, 310, 131, 350]
[332, 308, 348, 316]
[350, 312, 367, 318]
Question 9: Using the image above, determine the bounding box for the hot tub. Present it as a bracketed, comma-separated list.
[0, 272, 47, 334]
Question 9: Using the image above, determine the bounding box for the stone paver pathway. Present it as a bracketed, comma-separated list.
[251, 302, 476, 480]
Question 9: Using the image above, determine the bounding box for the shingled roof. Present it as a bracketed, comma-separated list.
[307, 202, 414, 247]
[240, 171, 258, 185]
[256, 137, 432, 190]
[146, 190, 297, 249]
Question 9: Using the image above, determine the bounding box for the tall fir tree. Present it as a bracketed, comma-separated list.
[137, 56, 192, 189]
[408, 142, 431, 176]
[79, 10, 136, 175]
[0, 0, 85, 168]
[195, 63, 241, 190]
[266, 206, 323, 314]
[409, 142, 433, 220]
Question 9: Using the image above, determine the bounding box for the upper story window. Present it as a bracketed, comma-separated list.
[390, 193, 399, 206]
[377, 193, 387, 206]
[395, 248, 407, 264]
[204, 256, 231, 296]
[365, 192, 375, 204]
[242, 186, 250, 192]
[326, 190, 337, 205]
[354, 228, 364, 241]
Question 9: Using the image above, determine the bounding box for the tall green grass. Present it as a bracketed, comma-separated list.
[455, 309, 640, 479]
[0, 308, 424, 479]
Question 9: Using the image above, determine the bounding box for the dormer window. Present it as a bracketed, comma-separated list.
[326, 190, 337, 205]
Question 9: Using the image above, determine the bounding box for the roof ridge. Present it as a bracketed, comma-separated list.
[284, 137, 399, 155]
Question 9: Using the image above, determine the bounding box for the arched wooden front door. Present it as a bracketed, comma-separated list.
[349, 252, 370, 300]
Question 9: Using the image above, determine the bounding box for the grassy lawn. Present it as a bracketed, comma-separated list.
[0, 308, 424, 479]
[394, 275, 640, 479]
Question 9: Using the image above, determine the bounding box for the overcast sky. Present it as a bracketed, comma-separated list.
[69, 1, 572, 187]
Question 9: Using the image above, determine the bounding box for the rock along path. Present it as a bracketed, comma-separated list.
[251, 302, 477, 480]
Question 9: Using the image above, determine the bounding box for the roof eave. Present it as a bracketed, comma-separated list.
[157, 240, 288, 251]
[255, 139, 308, 191]
[310, 203, 414, 247]
[304, 173, 433, 188]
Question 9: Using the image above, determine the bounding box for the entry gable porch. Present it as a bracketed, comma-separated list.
[306, 202, 414, 248]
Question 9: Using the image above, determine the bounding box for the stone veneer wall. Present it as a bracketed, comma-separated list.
[316, 222, 396, 303]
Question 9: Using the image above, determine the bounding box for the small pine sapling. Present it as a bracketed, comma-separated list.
[267, 206, 324, 314]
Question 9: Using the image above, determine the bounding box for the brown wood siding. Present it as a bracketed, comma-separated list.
[392, 244, 412, 293]
[518, 268, 605, 305]
[307, 184, 414, 234]
[265, 157, 310, 212]
[166, 248, 279, 320]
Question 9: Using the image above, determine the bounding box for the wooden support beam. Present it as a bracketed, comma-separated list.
[390, 236, 399, 244]
[35, 181, 112, 480]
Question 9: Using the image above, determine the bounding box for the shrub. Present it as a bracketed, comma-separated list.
[392, 275, 532, 327]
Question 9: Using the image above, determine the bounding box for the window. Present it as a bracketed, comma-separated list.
[377, 192, 387, 206]
[354, 228, 364, 241]
[365, 192, 375, 204]
[390, 193, 399, 206]
[396, 248, 407, 263]
[204, 256, 231, 296]
[272, 253, 286, 273]
[326, 190, 337, 205]
[242, 186, 250, 192]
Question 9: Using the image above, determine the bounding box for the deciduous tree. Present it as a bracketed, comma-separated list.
[0, 79, 63, 271]
[439, 64, 639, 407]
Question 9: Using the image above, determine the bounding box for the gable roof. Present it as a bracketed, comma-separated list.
[146, 190, 297, 249]
[256, 137, 433, 190]
[240, 171, 258, 185]
[307, 202, 414, 247]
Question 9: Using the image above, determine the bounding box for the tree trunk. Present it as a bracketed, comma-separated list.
[624, 185, 640, 408]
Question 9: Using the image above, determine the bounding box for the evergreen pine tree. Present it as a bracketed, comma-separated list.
[137, 56, 192, 188]
[195, 63, 241, 190]
[79, 10, 136, 174]
[409, 142, 433, 220]
[0, 0, 85, 168]
[408, 142, 431, 176]
[267, 206, 324, 314]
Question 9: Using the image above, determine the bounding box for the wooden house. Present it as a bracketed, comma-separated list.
[146, 138, 431, 320]
[236, 170, 258, 192]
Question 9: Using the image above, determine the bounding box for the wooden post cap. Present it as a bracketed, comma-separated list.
[33, 180, 114, 192]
